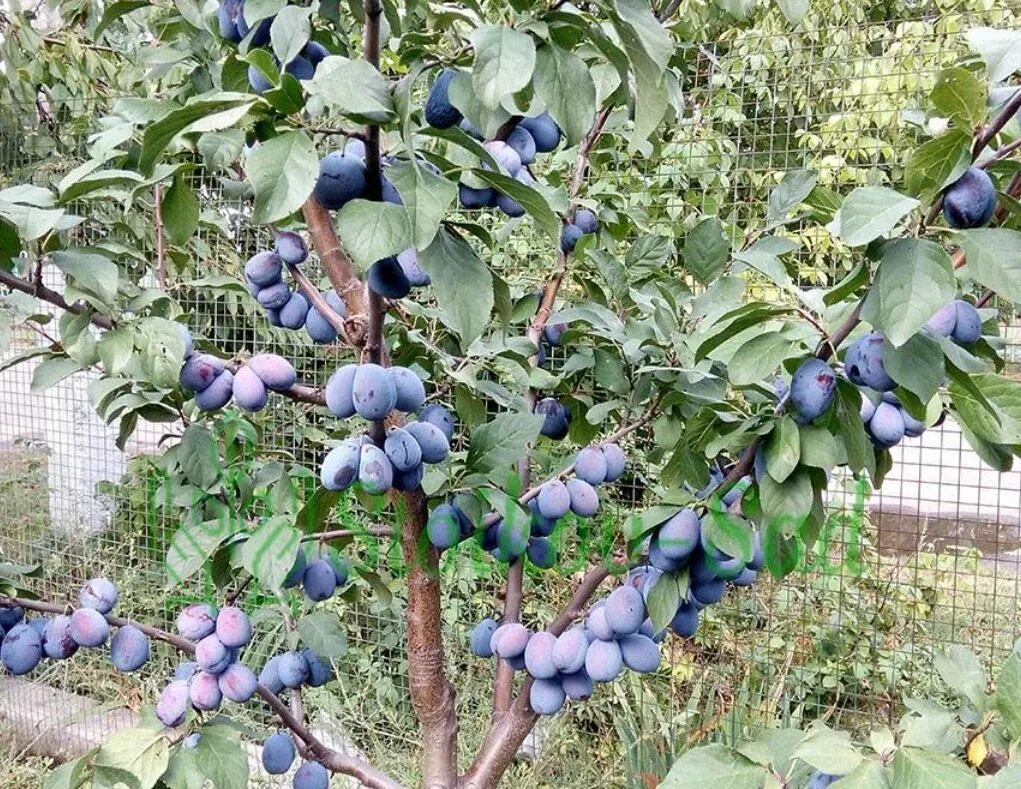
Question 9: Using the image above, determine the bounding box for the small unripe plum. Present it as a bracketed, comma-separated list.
[601, 443, 626, 482]
[279, 291, 310, 330]
[262, 732, 296, 775]
[388, 367, 426, 412]
[314, 152, 368, 210]
[325, 364, 358, 417]
[232, 366, 268, 412]
[180, 354, 225, 393]
[496, 517, 529, 559]
[604, 586, 644, 636]
[1, 624, 42, 675]
[384, 427, 423, 472]
[566, 478, 599, 517]
[218, 662, 257, 702]
[459, 183, 495, 209]
[392, 462, 424, 491]
[561, 669, 593, 701]
[952, 300, 982, 344]
[507, 125, 537, 166]
[869, 401, 906, 447]
[70, 608, 109, 647]
[691, 576, 726, 606]
[215, 607, 252, 648]
[790, 358, 837, 421]
[189, 670, 223, 711]
[490, 623, 530, 659]
[358, 443, 393, 494]
[284, 549, 307, 589]
[195, 635, 231, 674]
[845, 332, 895, 391]
[302, 649, 331, 687]
[470, 618, 498, 657]
[42, 615, 78, 660]
[176, 603, 217, 640]
[560, 223, 584, 253]
[419, 404, 455, 442]
[294, 762, 329, 789]
[368, 256, 412, 299]
[585, 638, 623, 682]
[259, 655, 285, 695]
[574, 447, 607, 485]
[405, 421, 449, 464]
[534, 397, 570, 440]
[249, 354, 297, 392]
[195, 370, 234, 411]
[526, 537, 556, 568]
[274, 231, 308, 265]
[942, 166, 997, 229]
[530, 677, 566, 715]
[424, 69, 463, 129]
[524, 631, 558, 679]
[257, 282, 292, 310]
[483, 140, 522, 176]
[552, 628, 588, 674]
[537, 480, 571, 520]
[352, 363, 398, 420]
[671, 600, 700, 638]
[585, 605, 614, 642]
[619, 633, 660, 673]
[427, 504, 462, 550]
[303, 559, 338, 602]
[278, 651, 309, 688]
[926, 302, 957, 337]
[110, 625, 150, 672]
[519, 112, 561, 153]
[397, 247, 431, 287]
[156, 680, 190, 728]
[653, 509, 700, 562]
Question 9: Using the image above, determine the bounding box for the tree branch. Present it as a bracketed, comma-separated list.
[0, 268, 113, 330]
[153, 185, 167, 290]
[1, 595, 402, 789]
[285, 262, 353, 343]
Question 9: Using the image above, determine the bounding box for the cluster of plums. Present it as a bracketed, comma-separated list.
[180, 351, 296, 413]
[0, 579, 153, 676]
[424, 68, 563, 218]
[942, 166, 998, 229]
[320, 362, 454, 493]
[261, 732, 330, 787]
[559, 209, 599, 254]
[217, 0, 330, 93]
[156, 604, 258, 725]
[245, 233, 354, 343]
[534, 320, 566, 368]
[282, 546, 351, 603]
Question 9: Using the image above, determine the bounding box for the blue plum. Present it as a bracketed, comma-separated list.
[507, 125, 537, 166]
[352, 363, 397, 420]
[952, 300, 982, 344]
[604, 586, 644, 636]
[534, 397, 570, 440]
[536, 480, 571, 520]
[552, 628, 588, 674]
[42, 615, 78, 659]
[278, 651, 309, 688]
[79, 577, 118, 613]
[943, 166, 997, 229]
[561, 669, 593, 701]
[524, 631, 558, 679]
[790, 358, 837, 421]
[232, 366, 268, 412]
[294, 762, 329, 789]
[218, 662, 257, 702]
[248, 353, 296, 391]
[519, 113, 561, 153]
[156, 680, 191, 727]
[427, 504, 462, 550]
[262, 732, 296, 775]
[424, 69, 463, 129]
[358, 443, 393, 494]
[313, 152, 368, 210]
[189, 671, 222, 711]
[574, 209, 598, 234]
[274, 231, 307, 265]
[585, 638, 623, 682]
[303, 559, 338, 602]
[320, 440, 361, 491]
[619, 633, 660, 673]
[458, 183, 496, 209]
[845, 332, 895, 391]
[470, 618, 498, 657]
[1, 624, 42, 675]
[110, 625, 150, 672]
[405, 421, 449, 463]
[602, 443, 626, 482]
[384, 427, 423, 471]
[70, 608, 109, 647]
[325, 364, 357, 417]
[216, 607, 252, 648]
[177, 603, 216, 640]
[368, 256, 412, 299]
[868, 401, 905, 447]
[388, 366, 426, 412]
[530, 677, 566, 715]
[560, 223, 584, 253]
[526, 537, 556, 568]
[419, 404, 455, 442]
[244, 251, 282, 287]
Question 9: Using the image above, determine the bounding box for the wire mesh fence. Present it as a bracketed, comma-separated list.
[1, 5, 1020, 786]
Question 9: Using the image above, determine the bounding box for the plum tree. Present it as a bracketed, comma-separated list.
[942, 166, 997, 228]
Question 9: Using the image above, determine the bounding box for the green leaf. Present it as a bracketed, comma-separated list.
[334, 199, 412, 270]
[238, 518, 301, 589]
[385, 161, 457, 250]
[0, 201, 73, 241]
[248, 130, 318, 224]
[996, 653, 1021, 736]
[702, 509, 753, 562]
[31, 357, 81, 392]
[826, 760, 889, 788]
[662, 744, 766, 788]
[765, 416, 800, 483]
[270, 5, 311, 66]
[470, 168, 560, 239]
[139, 94, 255, 174]
[307, 57, 396, 123]
[798, 425, 839, 470]
[793, 726, 863, 775]
[470, 26, 537, 109]
[774, 0, 810, 23]
[931, 67, 987, 128]
[861, 239, 956, 347]
[193, 725, 249, 789]
[950, 373, 1021, 444]
[94, 726, 169, 789]
[533, 44, 596, 147]
[966, 28, 1021, 83]
[682, 217, 730, 284]
[178, 424, 220, 489]
[882, 332, 945, 404]
[464, 412, 544, 480]
[766, 169, 817, 225]
[52, 249, 119, 308]
[828, 186, 920, 247]
[934, 645, 988, 712]
[695, 303, 788, 361]
[43, 752, 94, 789]
[162, 177, 199, 246]
[759, 466, 813, 526]
[446, 72, 512, 138]
[58, 168, 146, 203]
[165, 518, 238, 588]
[891, 748, 977, 789]
[904, 130, 972, 202]
[645, 571, 682, 632]
[607, 0, 671, 145]
[959, 230, 1021, 303]
[297, 612, 348, 658]
[418, 230, 494, 347]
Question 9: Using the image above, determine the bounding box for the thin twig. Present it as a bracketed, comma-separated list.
[153, 184, 167, 291]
